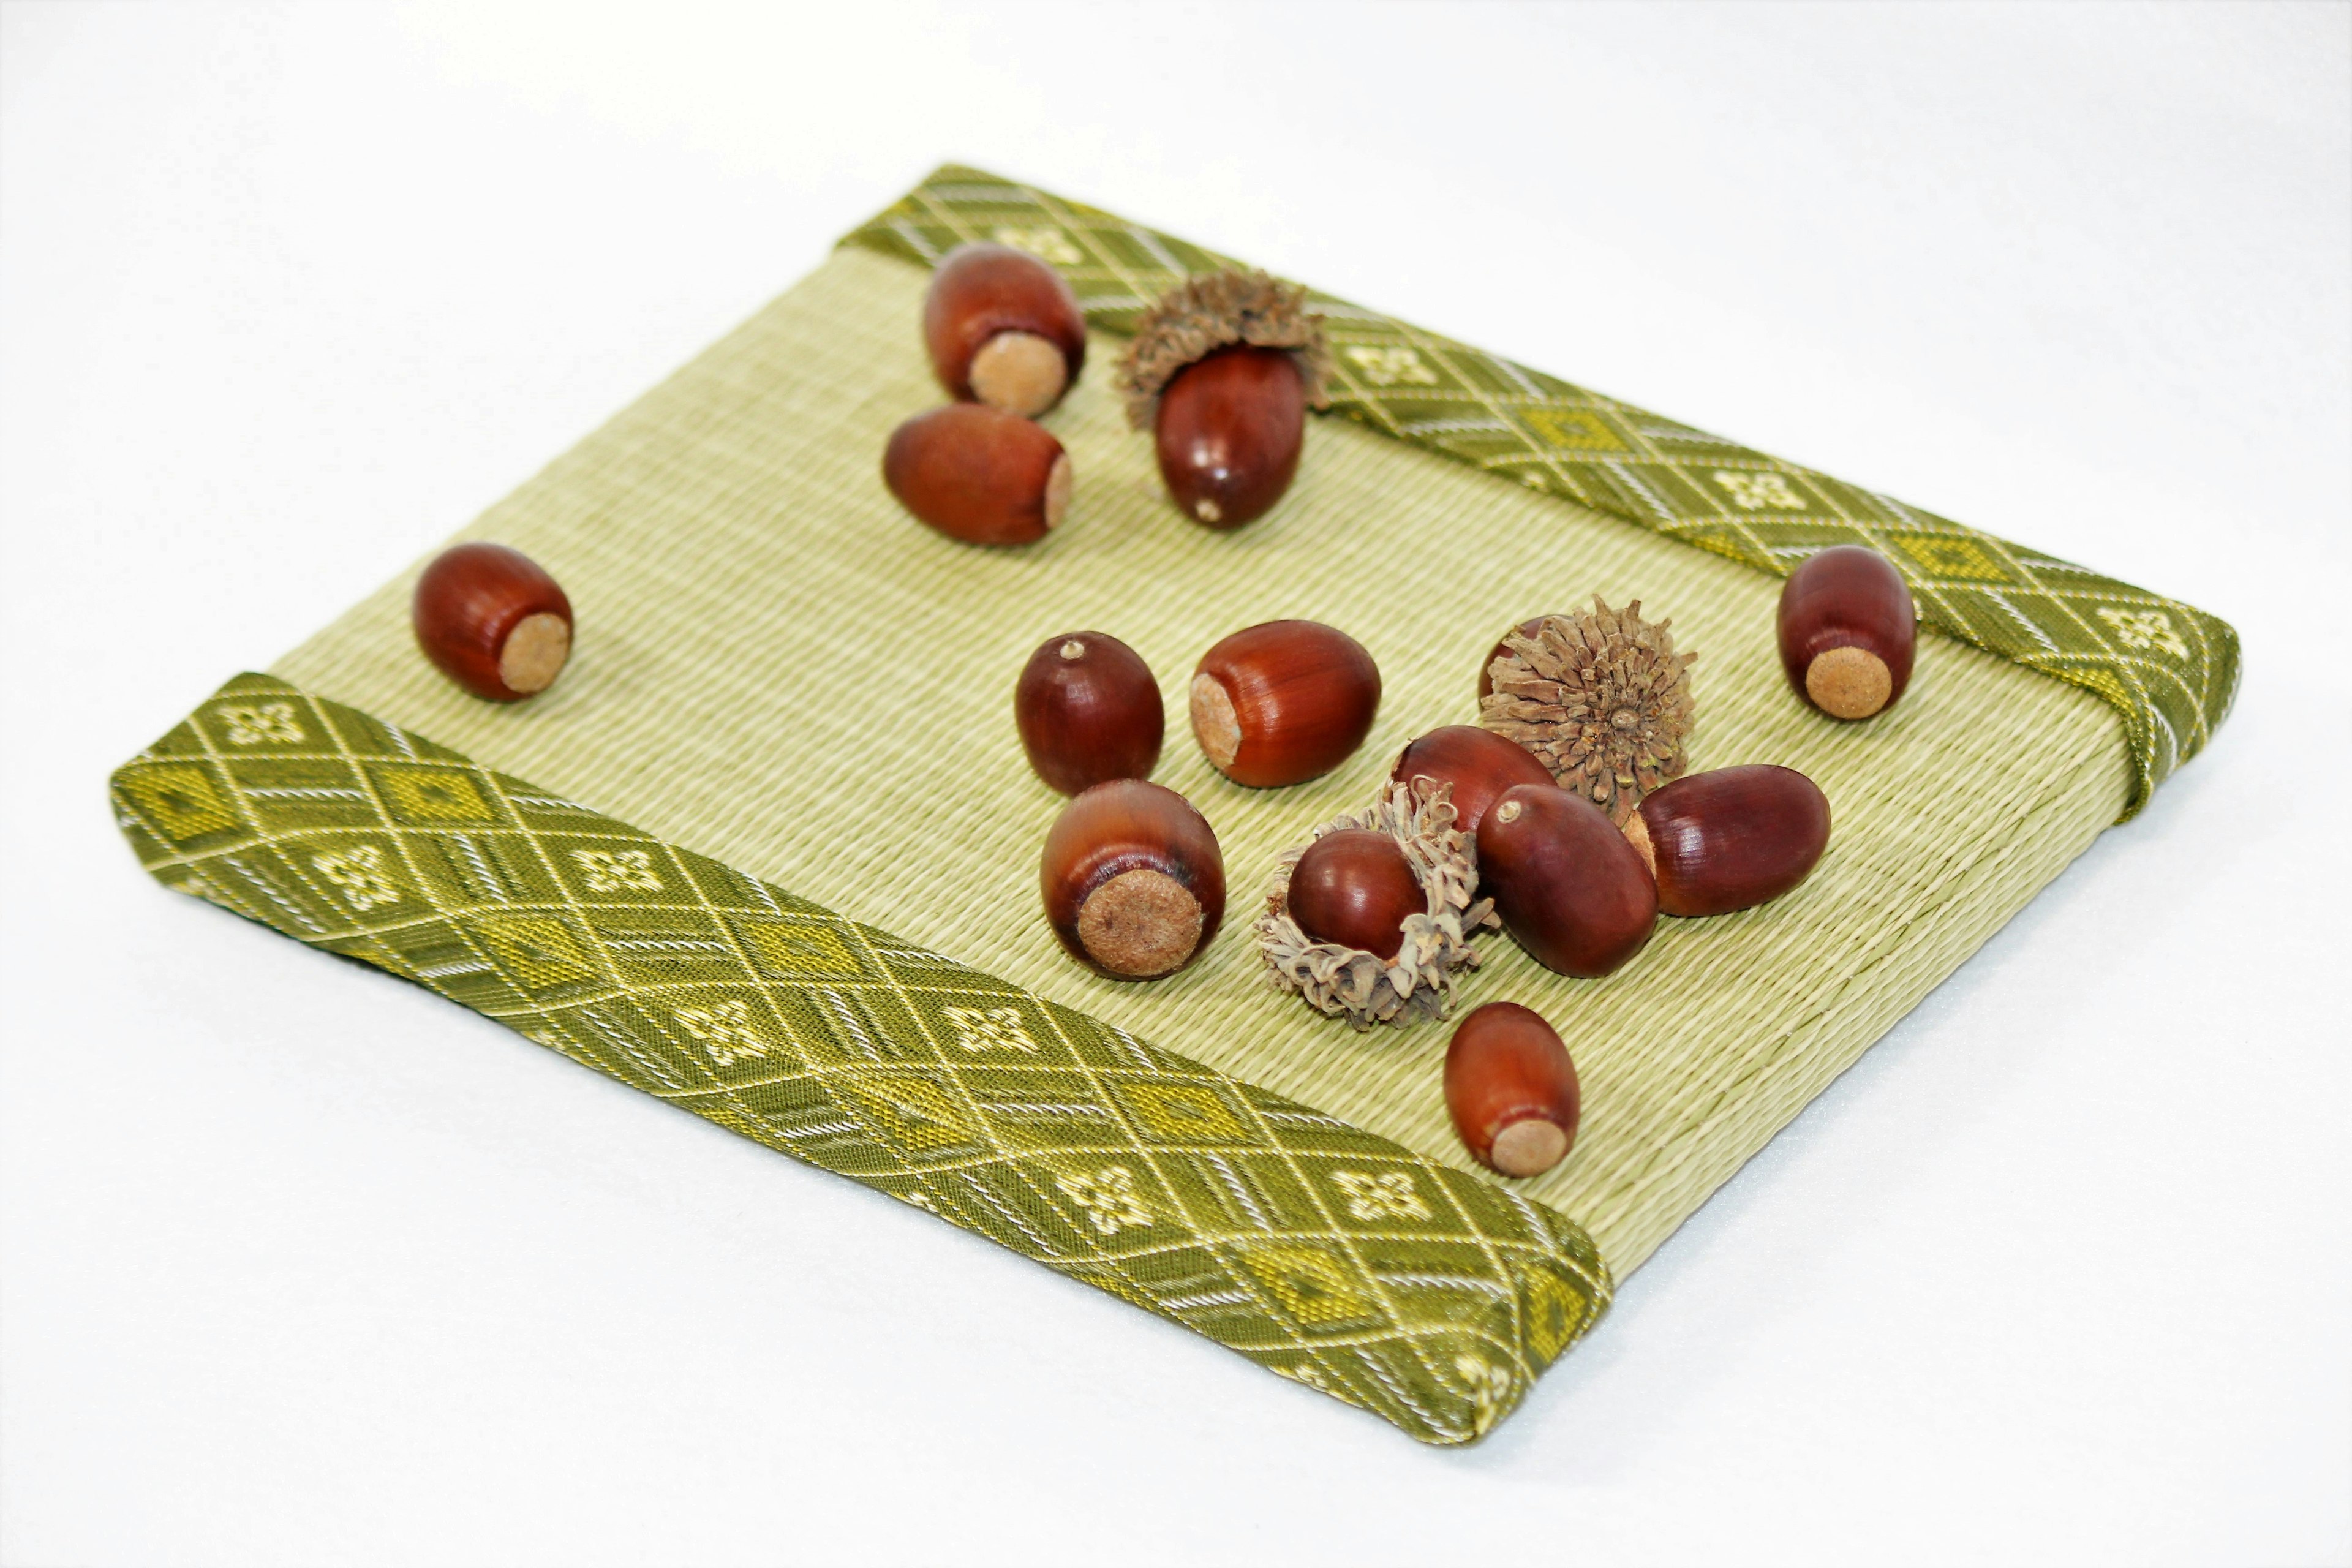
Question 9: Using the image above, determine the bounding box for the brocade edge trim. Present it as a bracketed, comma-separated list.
[111, 674, 1613, 1446]
[843, 164, 2239, 821]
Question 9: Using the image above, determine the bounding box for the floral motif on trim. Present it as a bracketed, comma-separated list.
[1332, 1169, 1431, 1221]
[219, 702, 305, 745]
[312, 845, 401, 911]
[573, 848, 662, 893]
[944, 1005, 1038, 1055]
[1057, 1166, 1153, 1235]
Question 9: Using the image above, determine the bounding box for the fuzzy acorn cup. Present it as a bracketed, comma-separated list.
[1477, 595, 1698, 824]
[1256, 778, 1499, 1030]
[1114, 271, 1333, 530]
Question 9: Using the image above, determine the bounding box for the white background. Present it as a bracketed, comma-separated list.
[4, 4, 2346, 1563]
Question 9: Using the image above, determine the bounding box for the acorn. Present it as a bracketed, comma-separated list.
[1390, 725, 1553, 839]
[1256, 780, 1497, 1030]
[1445, 1002, 1581, 1178]
[1115, 270, 1332, 530]
[1286, 829, 1422, 961]
[1191, 620, 1381, 787]
[1477, 783, 1657, 978]
[922, 242, 1087, 418]
[883, 404, 1071, 546]
[1154, 347, 1305, 529]
[1014, 632, 1163, 796]
[1622, 764, 1830, 918]
[412, 542, 574, 703]
[1777, 545, 1916, 720]
[1041, 779, 1225, 980]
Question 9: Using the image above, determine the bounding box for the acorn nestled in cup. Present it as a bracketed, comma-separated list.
[1115, 270, 1332, 530]
[1255, 778, 1497, 1030]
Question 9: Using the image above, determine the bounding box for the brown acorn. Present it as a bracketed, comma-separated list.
[1154, 347, 1305, 529]
[1445, 1002, 1581, 1178]
[1190, 620, 1381, 787]
[412, 543, 574, 703]
[1115, 270, 1332, 530]
[1477, 783, 1657, 978]
[883, 404, 1071, 546]
[1390, 725, 1553, 839]
[922, 242, 1087, 418]
[1622, 764, 1830, 918]
[1778, 545, 1917, 720]
[1041, 779, 1226, 979]
[1014, 632, 1163, 796]
[1286, 829, 1422, 961]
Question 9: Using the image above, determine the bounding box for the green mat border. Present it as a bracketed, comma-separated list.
[844, 165, 2237, 820]
[113, 674, 1611, 1447]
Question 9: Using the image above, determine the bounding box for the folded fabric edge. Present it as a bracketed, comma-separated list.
[110, 672, 1613, 1446]
[841, 163, 2239, 821]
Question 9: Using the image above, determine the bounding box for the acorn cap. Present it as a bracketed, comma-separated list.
[1255, 778, 1498, 1031]
[1115, 269, 1333, 429]
[1478, 595, 1698, 824]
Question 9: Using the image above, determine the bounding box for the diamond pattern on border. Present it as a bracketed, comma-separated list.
[113, 674, 1611, 1446]
[843, 165, 2239, 819]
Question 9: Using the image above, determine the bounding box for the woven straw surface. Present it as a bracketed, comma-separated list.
[274, 246, 2128, 1273]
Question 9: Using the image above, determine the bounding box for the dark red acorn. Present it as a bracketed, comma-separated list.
[1155, 346, 1306, 530]
[1015, 633, 1163, 795]
[1622, 764, 1831, 917]
[1445, 1002, 1581, 1178]
[1476, 783, 1657, 979]
[1777, 545, 1917, 720]
[1390, 725, 1554, 839]
[1286, 829, 1423, 960]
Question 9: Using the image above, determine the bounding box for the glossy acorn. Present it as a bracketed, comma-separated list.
[412, 542, 574, 703]
[922, 242, 1087, 418]
[1445, 1001, 1581, 1178]
[1476, 783, 1657, 978]
[1156, 346, 1306, 530]
[1286, 829, 1423, 960]
[1778, 545, 1916, 720]
[1040, 779, 1226, 980]
[1622, 764, 1830, 918]
[1189, 620, 1381, 787]
[1014, 632, 1164, 796]
[883, 404, 1072, 546]
[1390, 725, 1554, 839]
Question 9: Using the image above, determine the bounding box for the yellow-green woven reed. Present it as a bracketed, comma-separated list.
[273, 246, 2127, 1274]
